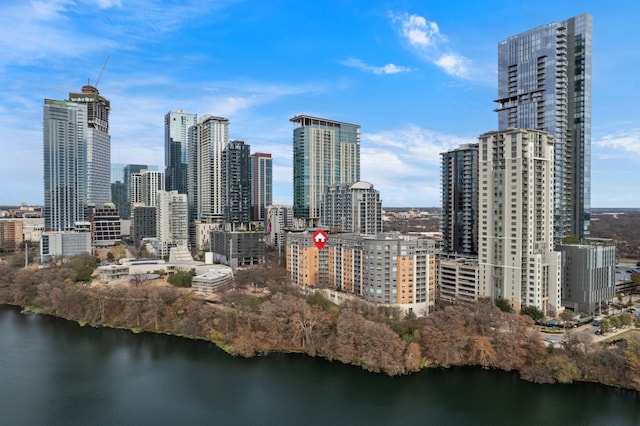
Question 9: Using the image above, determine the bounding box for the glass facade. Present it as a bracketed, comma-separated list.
[165, 111, 197, 195]
[68, 86, 111, 207]
[440, 144, 478, 255]
[496, 14, 592, 241]
[43, 99, 88, 231]
[291, 115, 360, 221]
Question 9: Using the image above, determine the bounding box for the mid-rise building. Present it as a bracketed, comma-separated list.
[250, 153, 272, 222]
[496, 14, 592, 241]
[222, 140, 251, 225]
[165, 110, 197, 194]
[89, 204, 120, 247]
[40, 231, 91, 262]
[265, 205, 294, 249]
[437, 255, 479, 304]
[286, 232, 436, 314]
[478, 128, 561, 314]
[440, 144, 478, 255]
[156, 190, 188, 258]
[291, 115, 360, 225]
[210, 229, 265, 269]
[43, 99, 88, 231]
[0, 220, 24, 252]
[559, 240, 616, 314]
[68, 85, 111, 207]
[321, 181, 382, 235]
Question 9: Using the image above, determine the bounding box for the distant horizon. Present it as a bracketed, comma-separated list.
[2, 203, 640, 211]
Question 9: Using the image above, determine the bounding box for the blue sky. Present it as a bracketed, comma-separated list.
[1, 0, 639, 208]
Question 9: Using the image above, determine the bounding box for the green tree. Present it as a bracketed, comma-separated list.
[168, 270, 193, 287]
[66, 253, 97, 282]
[306, 292, 337, 312]
[495, 298, 513, 313]
[521, 305, 544, 322]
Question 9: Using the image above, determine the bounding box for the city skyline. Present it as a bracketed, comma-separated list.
[1, 1, 640, 207]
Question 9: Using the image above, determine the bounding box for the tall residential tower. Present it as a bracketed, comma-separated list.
[43, 99, 88, 231]
[440, 144, 479, 256]
[495, 13, 592, 241]
[478, 129, 561, 314]
[250, 152, 272, 222]
[291, 115, 360, 225]
[188, 115, 229, 223]
[68, 85, 111, 207]
[165, 110, 197, 194]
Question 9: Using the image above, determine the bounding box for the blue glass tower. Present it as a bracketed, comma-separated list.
[495, 14, 592, 241]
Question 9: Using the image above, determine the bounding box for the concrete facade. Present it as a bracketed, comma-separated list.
[559, 241, 616, 314]
[478, 129, 561, 314]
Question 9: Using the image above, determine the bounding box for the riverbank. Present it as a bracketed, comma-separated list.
[1, 260, 639, 391]
[5, 304, 639, 426]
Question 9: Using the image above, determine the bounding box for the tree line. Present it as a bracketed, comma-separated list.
[0, 252, 639, 391]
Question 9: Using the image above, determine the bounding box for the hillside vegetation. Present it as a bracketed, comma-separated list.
[0, 253, 639, 391]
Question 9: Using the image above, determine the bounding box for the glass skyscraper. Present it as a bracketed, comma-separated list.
[250, 153, 272, 222]
[291, 115, 360, 223]
[188, 115, 229, 223]
[495, 13, 592, 241]
[165, 110, 197, 194]
[43, 99, 88, 231]
[440, 144, 478, 256]
[223, 140, 251, 225]
[68, 85, 111, 207]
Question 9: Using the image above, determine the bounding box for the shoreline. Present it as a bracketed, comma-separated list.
[4, 299, 638, 394]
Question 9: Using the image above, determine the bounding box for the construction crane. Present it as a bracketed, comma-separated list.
[95, 56, 110, 88]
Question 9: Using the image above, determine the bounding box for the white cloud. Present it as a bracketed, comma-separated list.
[391, 12, 472, 79]
[434, 54, 469, 78]
[397, 14, 443, 48]
[360, 124, 476, 206]
[595, 129, 640, 154]
[341, 58, 411, 75]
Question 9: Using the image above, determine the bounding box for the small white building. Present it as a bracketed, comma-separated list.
[192, 266, 234, 295]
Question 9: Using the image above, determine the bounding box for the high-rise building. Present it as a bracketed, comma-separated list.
[264, 205, 294, 249]
[321, 181, 382, 235]
[478, 129, 561, 314]
[496, 14, 592, 241]
[111, 164, 148, 219]
[291, 115, 360, 224]
[223, 140, 251, 225]
[165, 110, 197, 194]
[156, 190, 188, 258]
[188, 115, 229, 223]
[440, 144, 479, 255]
[131, 169, 164, 210]
[43, 99, 88, 231]
[131, 169, 164, 230]
[68, 85, 111, 207]
[250, 153, 272, 222]
[132, 206, 157, 244]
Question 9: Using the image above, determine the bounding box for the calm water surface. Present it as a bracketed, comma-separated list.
[1, 305, 638, 426]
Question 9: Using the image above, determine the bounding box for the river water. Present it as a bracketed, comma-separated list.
[1, 305, 638, 425]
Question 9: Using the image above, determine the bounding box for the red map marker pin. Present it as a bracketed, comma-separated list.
[312, 230, 328, 250]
